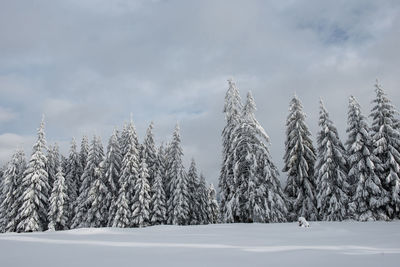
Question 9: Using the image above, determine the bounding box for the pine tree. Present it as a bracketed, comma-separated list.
[17, 118, 50, 232]
[112, 120, 140, 228]
[150, 166, 167, 225]
[187, 159, 201, 225]
[65, 138, 80, 224]
[0, 149, 26, 232]
[231, 92, 288, 223]
[48, 166, 69, 231]
[47, 143, 60, 189]
[104, 130, 122, 226]
[219, 79, 243, 223]
[316, 100, 349, 221]
[71, 136, 104, 228]
[346, 96, 388, 221]
[207, 184, 219, 224]
[370, 81, 400, 219]
[77, 135, 89, 195]
[283, 95, 318, 221]
[167, 124, 190, 225]
[132, 158, 151, 227]
[198, 173, 210, 224]
[142, 122, 158, 188]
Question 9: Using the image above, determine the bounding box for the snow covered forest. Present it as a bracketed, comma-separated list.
[1, 79, 400, 233]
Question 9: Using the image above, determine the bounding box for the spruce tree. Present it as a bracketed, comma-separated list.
[77, 135, 89, 195]
[47, 143, 60, 189]
[65, 138, 80, 224]
[283, 95, 318, 221]
[150, 166, 167, 225]
[112, 120, 140, 228]
[198, 173, 210, 224]
[167, 124, 190, 225]
[207, 184, 219, 224]
[0, 149, 26, 232]
[104, 130, 122, 226]
[71, 136, 104, 228]
[219, 79, 242, 223]
[48, 166, 69, 230]
[231, 92, 288, 223]
[187, 159, 201, 225]
[346, 96, 388, 221]
[142, 122, 158, 188]
[17, 118, 50, 232]
[316, 100, 349, 221]
[132, 158, 151, 227]
[370, 82, 400, 219]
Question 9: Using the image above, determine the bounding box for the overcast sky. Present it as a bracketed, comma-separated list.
[1, 0, 399, 186]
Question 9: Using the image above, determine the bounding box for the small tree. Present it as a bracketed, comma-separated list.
[150, 167, 167, 225]
[208, 184, 219, 224]
[48, 167, 69, 231]
[132, 159, 151, 227]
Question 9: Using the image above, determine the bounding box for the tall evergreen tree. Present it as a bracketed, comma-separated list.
[104, 130, 122, 226]
[142, 122, 158, 188]
[283, 95, 318, 221]
[346, 96, 388, 221]
[219, 79, 243, 223]
[167, 124, 190, 225]
[187, 159, 201, 225]
[77, 135, 89, 195]
[48, 166, 69, 231]
[17, 118, 50, 232]
[47, 143, 60, 189]
[231, 92, 288, 223]
[65, 138, 80, 224]
[207, 184, 219, 224]
[0, 149, 26, 232]
[198, 173, 210, 224]
[150, 166, 167, 225]
[316, 100, 349, 221]
[370, 82, 400, 219]
[132, 158, 151, 227]
[112, 120, 140, 228]
[71, 136, 104, 228]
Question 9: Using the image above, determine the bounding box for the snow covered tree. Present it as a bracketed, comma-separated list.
[167, 124, 190, 225]
[158, 143, 170, 200]
[150, 166, 167, 225]
[231, 92, 288, 223]
[197, 173, 210, 224]
[71, 136, 104, 228]
[142, 122, 158, 188]
[47, 143, 60, 189]
[316, 100, 349, 221]
[48, 166, 69, 231]
[187, 159, 201, 225]
[0, 149, 26, 232]
[77, 135, 89, 195]
[207, 184, 219, 224]
[104, 130, 122, 226]
[112, 120, 140, 228]
[132, 158, 151, 227]
[65, 138, 80, 224]
[346, 96, 388, 221]
[219, 79, 243, 223]
[17, 118, 50, 232]
[370, 81, 400, 219]
[283, 95, 318, 221]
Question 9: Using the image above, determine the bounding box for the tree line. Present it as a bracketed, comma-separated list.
[219, 79, 400, 223]
[0, 120, 219, 233]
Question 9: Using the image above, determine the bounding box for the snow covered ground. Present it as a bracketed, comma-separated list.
[0, 221, 399, 267]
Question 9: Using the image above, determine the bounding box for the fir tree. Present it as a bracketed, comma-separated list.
[187, 159, 201, 225]
[316, 100, 349, 221]
[370, 81, 400, 219]
[346, 96, 388, 221]
[17, 118, 50, 232]
[112, 120, 140, 228]
[47, 143, 60, 189]
[77, 135, 89, 195]
[167, 124, 190, 225]
[219, 79, 243, 223]
[150, 166, 167, 225]
[142, 122, 158, 188]
[104, 130, 122, 226]
[71, 136, 104, 228]
[65, 138, 80, 224]
[207, 184, 219, 224]
[0, 149, 26, 232]
[132, 158, 151, 227]
[283, 95, 318, 221]
[48, 166, 69, 230]
[197, 174, 210, 224]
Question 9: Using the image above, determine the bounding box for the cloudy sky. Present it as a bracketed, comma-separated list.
[1, 0, 399, 185]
